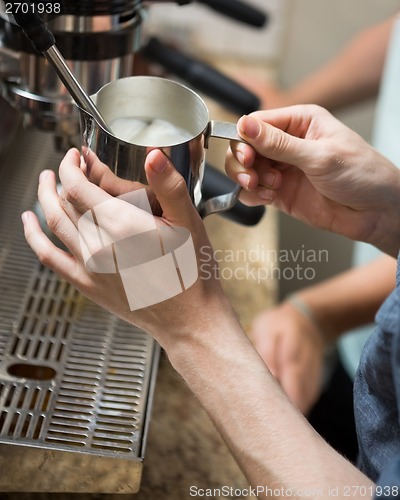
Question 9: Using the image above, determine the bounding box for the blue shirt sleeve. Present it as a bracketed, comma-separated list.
[375, 454, 400, 498]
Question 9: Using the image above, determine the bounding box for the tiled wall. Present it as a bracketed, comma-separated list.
[144, 0, 287, 62]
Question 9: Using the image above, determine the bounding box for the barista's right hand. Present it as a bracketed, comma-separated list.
[251, 301, 324, 415]
[226, 105, 400, 257]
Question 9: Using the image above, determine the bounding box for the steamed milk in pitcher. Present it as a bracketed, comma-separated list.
[110, 117, 193, 146]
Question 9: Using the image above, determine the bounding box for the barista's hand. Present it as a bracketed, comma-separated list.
[251, 301, 324, 415]
[22, 148, 230, 347]
[226, 105, 400, 256]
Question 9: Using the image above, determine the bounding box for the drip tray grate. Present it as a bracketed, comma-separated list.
[0, 124, 159, 493]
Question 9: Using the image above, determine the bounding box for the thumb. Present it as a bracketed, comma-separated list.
[145, 149, 199, 226]
[237, 114, 316, 166]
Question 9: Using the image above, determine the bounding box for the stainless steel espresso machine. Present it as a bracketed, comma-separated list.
[0, 0, 266, 493]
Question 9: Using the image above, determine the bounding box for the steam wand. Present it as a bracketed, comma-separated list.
[11, 5, 113, 134]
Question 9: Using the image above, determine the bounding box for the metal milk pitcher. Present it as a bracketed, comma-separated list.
[79, 75, 245, 217]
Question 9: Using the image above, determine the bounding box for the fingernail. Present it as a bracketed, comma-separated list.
[236, 151, 245, 166]
[39, 170, 51, 183]
[149, 152, 168, 173]
[263, 173, 276, 187]
[21, 211, 29, 224]
[241, 116, 261, 140]
[237, 173, 250, 190]
[258, 188, 274, 200]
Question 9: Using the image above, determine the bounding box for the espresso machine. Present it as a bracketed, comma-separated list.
[0, 0, 267, 493]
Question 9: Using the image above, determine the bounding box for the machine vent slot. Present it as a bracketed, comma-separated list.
[9, 266, 82, 366]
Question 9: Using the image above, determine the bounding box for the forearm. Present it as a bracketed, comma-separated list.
[295, 255, 397, 342]
[165, 307, 372, 497]
[281, 16, 395, 111]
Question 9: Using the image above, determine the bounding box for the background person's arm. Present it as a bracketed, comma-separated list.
[239, 15, 396, 111]
[294, 254, 396, 340]
[251, 254, 397, 414]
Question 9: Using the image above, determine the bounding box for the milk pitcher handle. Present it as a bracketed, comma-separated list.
[200, 120, 246, 218]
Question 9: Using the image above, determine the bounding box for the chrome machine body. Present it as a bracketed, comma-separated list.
[0, 0, 143, 145]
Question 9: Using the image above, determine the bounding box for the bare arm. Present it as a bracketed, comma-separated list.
[296, 254, 397, 342]
[242, 15, 397, 111]
[168, 308, 373, 496]
[250, 254, 397, 413]
[280, 16, 395, 110]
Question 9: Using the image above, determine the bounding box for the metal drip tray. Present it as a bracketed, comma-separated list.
[0, 116, 160, 493]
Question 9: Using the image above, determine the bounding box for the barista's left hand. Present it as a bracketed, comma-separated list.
[22, 148, 230, 348]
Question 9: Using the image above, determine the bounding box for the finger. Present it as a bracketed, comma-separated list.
[254, 162, 282, 189]
[22, 210, 82, 286]
[36, 171, 101, 272]
[145, 149, 200, 226]
[58, 179, 146, 234]
[233, 161, 282, 206]
[236, 113, 318, 166]
[59, 148, 113, 214]
[225, 148, 259, 191]
[37, 169, 82, 254]
[229, 141, 257, 169]
[225, 148, 283, 192]
[85, 149, 149, 196]
[250, 105, 331, 136]
[87, 158, 161, 216]
[59, 149, 157, 260]
[58, 194, 85, 228]
[238, 186, 277, 207]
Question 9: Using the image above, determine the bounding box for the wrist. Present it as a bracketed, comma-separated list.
[369, 201, 400, 258]
[363, 155, 400, 257]
[159, 294, 241, 358]
[163, 304, 258, 390]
